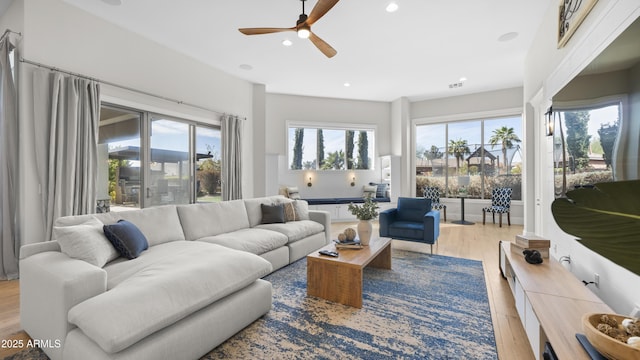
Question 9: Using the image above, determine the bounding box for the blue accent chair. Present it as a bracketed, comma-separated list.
[379, 197, 441, 254]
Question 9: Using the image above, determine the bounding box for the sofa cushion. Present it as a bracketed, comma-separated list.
[68, 241, 272, 354]
[261, 203, 285, 224]
[256, 220, 324, 244]
[53, 217, 119, 267]
[244, 196, 288, 227]
[116, 205, 185, 246]
[177, 200, 250, 240]
[198, 228, 288, 255]
[103, 220, 149, 259]
[389, 221, 424, 239]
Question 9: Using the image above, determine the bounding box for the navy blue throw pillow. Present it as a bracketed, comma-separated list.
[103, 220, 149, 259]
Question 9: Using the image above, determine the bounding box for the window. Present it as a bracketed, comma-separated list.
[98, 104, 221, 210]
[415, 115, 522, 200]
[288, 125, 375, 170]
[553, 102, 620, 196]
[196, 126, 222, 202]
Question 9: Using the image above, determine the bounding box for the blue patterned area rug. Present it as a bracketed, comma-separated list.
[204, 250, 497, 359]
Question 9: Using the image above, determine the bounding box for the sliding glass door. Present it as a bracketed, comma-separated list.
[98, 104, 222, 210]
[148, 117, 191, 206]
[98, 106, 143, 210]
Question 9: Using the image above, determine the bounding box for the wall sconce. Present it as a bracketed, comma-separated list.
[307, 176, 312, 187]
[545, 106, 554, 136]
[350, 176, 356, 187]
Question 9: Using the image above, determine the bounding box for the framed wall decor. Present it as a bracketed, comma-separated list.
[557, 0, 599, 48]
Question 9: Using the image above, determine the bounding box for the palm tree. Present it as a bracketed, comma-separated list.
[448, 139, 470, 174]
[489, 126, 521, 173]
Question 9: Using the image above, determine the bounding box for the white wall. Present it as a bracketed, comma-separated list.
[525, 0, 640, 314]
[265, 93, 391, 198]
[16, 0, 256, 245]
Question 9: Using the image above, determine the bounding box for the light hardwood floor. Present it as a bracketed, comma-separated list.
[0, 221, 534, 359]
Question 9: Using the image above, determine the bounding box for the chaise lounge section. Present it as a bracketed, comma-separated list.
[19, 195, 330, 360]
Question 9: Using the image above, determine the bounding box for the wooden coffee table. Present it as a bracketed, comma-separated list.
[306, 237, 392, 308]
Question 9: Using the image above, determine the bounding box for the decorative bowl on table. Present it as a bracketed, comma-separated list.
[582, 313, 640, 360]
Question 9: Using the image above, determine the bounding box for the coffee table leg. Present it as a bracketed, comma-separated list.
[307, 260, 363, 308]
[368, 242, 392, 269]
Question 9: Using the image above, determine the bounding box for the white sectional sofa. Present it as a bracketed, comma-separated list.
[19, 196, 330, 360]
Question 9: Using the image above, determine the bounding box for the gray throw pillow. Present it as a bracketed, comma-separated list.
[54, 217, 119, 267]
[261, 203, 285, 224]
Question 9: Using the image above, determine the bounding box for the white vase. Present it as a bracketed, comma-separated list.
[357, 220, 373, 246]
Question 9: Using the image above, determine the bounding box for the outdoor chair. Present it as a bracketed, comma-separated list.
[422, 186, 446, 222]
[482, 187, 512, 227]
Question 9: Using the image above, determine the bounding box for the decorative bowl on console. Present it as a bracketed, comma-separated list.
[582, 313, 640, 360]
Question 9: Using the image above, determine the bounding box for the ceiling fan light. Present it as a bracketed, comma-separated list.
[297, 26, 310, 39]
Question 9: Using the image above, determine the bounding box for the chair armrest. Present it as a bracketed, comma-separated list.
[309, 210, 331, 244]
[378, 208, 398, 237]
[422, 210, 441, 243]
[20, 251, 107, 359]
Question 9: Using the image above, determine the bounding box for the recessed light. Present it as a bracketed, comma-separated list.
[386, 2, 399, 12]
[282, 39, 293, 47]
[239, 64, 253, 71]
[459, 77, 467, 82]
[344, 82, 351, 87]
[101, 0, 122, 5]
[498, 32, 518, 42]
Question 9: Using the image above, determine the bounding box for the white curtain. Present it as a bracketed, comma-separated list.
[0, 37, 18, 280]
[32, 69, 100, 241]
[221, 114, 242, 201]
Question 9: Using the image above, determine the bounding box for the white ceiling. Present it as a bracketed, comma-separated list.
[62, 0, 554, 102]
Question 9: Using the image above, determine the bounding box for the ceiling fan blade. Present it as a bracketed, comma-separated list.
[306, 0, 340, 26]
[309, 32, 337, 58]
[239, 27, 295, 35]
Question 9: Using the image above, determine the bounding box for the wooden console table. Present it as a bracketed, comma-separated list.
[499, 241, 612, 360]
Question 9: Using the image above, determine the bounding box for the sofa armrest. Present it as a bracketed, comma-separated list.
[20, 251, 107, 360]
[422, 210, 441, 243]
[378, 208, 398, 238]
[309, 210, 331, 245]
[19, 241, 61, 260]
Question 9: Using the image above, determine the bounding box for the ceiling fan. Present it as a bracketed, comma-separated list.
[238, 0, 340, 58]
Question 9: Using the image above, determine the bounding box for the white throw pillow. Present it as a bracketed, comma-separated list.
[287, 186, 301, 200]
[293, 200, 309, 220]
[363, 185, 377, 198]
[54, 217, 119, 267]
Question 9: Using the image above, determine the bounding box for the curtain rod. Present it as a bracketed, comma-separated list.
[19, 57, 245, 119]
[0, 29, 22, 44]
